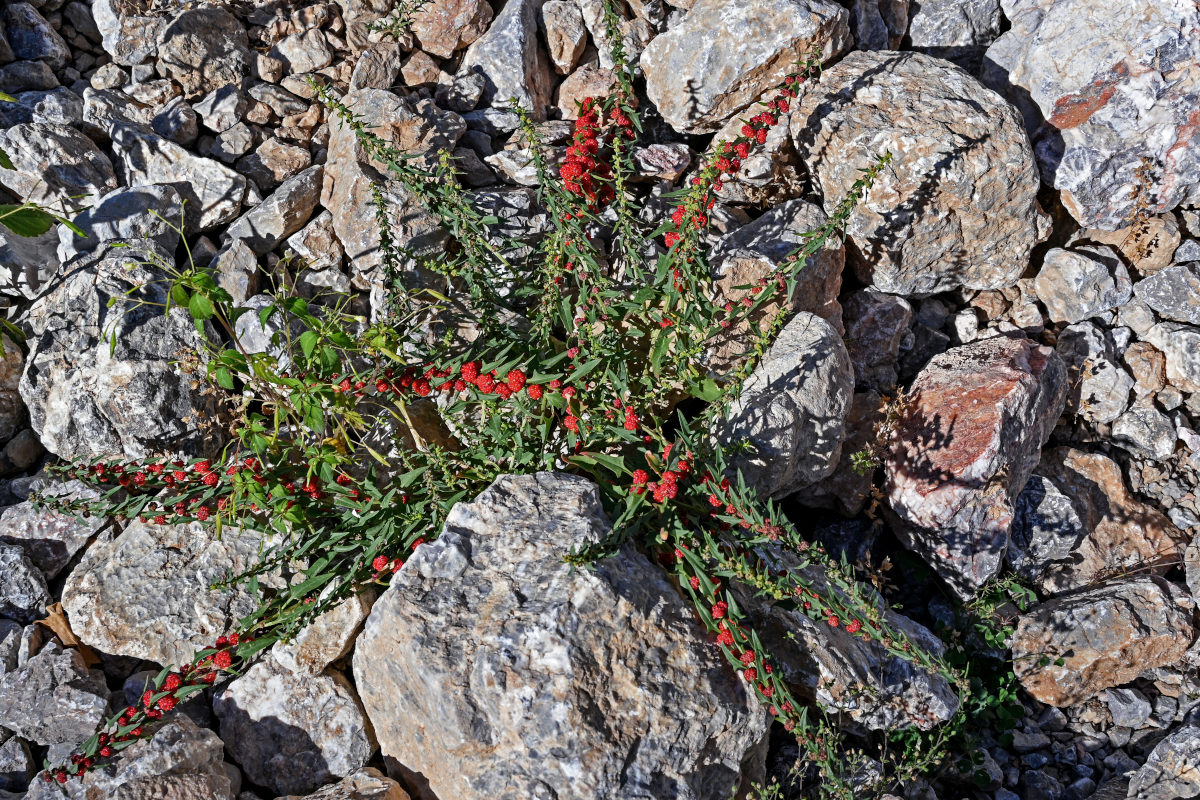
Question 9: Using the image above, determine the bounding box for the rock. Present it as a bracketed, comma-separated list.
[906, 0, 1001, 72]
[273, 768, 409, 800]
[1010, 449, 1187, 596]
[272, 30, 334, 75]
[1143, 323, 1200, 394]
[706, 99, 801, 205]
[20, 243, 225, 461]
[273, 592, 371, 675]
[210, 239, 258, 305]
[458, 0, 552, 118]
[56, 183, 184, 264]
[792, 51, 1046, 295]
[321, 90, 450, 279]
[555, 64, 616, 119]
[717, 312, 853, 498]
[1125, 341, 1168, 396]
[214, 655, 375, 796]
[110, 121, 246, 232]
[1033, 245, 1132, 324]
[62, 520, 262, 666]
[1105, 687, 1152, 729]
[194, 85, 247, 134]
[0, 735, 33, 791]
[706, 201, 845, 373]
[1084, 213, 1182, 276]
[91, 0, 165, 67]
[846, 0, 908, 50]
[641, 0, 849, 134]
[0, 122, 116, 210]
[843, 289, 913, 392]
[248, 83, 308, 118]
[400, 50, 440, 86]
[0, 642, 107, 746]
[1055, 321, 1133, 424]
[541, 0, 586, 74]
[0, 87, 83, 127]
[4, 3, 70, 70]
[156, 8, 253, 99]
[0, 227, 56, 300]
[152, 96, 199, 146]
[1012, 578, 1195, 707]
[982, 0, 1200, 229]
[0, 60, 57, 92]
[1135, 263, 1200, 326]
[1113, 403, 1177, 461]
[0, 543, 49, 624]
[1128, 725, 1200, 799]
[0, 336, 22, 446]
[484, 145, 551, 185]
[81, 87, 154, 141]
[286, 210, 344, 271]
[347, 43, 404, 92]
[802, 391, 881, 516]
[354, 473, 769, 800]
[0, 481, 105, 579]
[204, 121, 256, 165]
[236, 138, 313, 192]
[24, 716, 235, 800]
[224, 165, 322, 256]
[632, 143, 692, 182]
[411, 0, 493, 58]
[883, 336, 1067, 598]
[739, 557, 957, 730]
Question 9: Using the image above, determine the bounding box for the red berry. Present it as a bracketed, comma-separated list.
[527, 384, 544, 400]
[506, 369, 526, 391]
[711, 601, 728, 619]
[213, 650, 232, 669]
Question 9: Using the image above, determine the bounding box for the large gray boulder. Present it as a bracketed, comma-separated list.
[718, 312, 853, 499]
[155, 7, 253, 98]
[641, 0, 849, 134]
[353, 473, 770, 800]
[983, 0, 1200, 229]
[56, 184, 184, 264]
[458, 0, 553, 119]
[791, 50, 1047, 295]
[19, 242, 226, 461]
[0, 642, 108, 747]
[62, 520, 263, 666]
[0, 122, 116, 211]
[884, 336, 1067, 598]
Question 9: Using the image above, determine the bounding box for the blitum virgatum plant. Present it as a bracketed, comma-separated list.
[35, 11, 964, 796]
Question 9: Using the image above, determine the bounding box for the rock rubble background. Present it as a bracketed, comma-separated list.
[0, 0, 1199, 798]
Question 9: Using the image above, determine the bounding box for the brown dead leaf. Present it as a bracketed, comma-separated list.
[37, 603, 101, 666]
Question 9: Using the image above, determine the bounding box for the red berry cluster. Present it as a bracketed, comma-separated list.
[42, 632, 247, 784]
[559, 97, 633, 210]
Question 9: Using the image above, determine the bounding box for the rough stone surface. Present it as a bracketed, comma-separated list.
[214, 655, 375, 796]
[0, 87, 83, 128]
[354, 473, 769, 800]
[1034, 245, 1132, 324]
[884, 336, 1068, 598]
[842, 289, 913, 392]
[0, 336, 23, 446]
[1127, 725, 1200, 800]
[0, 122, 116, 210]
[4, 3, 71, 70]
[236, 137, 313, 193]
[272, 30, 334, 76]
[0, 642, 108, 746]
[20, 243, 225, 461]
[641, 0, 849, 134]
[0, 480, 105, 579]
[707, 200, 845, 372]
[717, 312, 854, 499]
[155, 8, 253, 98]
[1135, 263, 1200, 326]
[0, 543, 49, 624]
[1012, 578, 1196, 707]
[907, 0, 1001, 71]
[91, 0, 165, 66]
[1055, 321, 1134, 424]
[983, 0, 1200, 229]
[1009, 448, 1187, 595]
[1144, 323, 1200, 394]
[56, 184, 184, 264]
[411, 0, 494, 58]
[322, 90, 451, 279]
[0, 227, 57, 300]
[110, 121, 246, 232]
[847, 0, 908, 50]
[706, 100, 801, 205]
[1113, 402, 1177, 460]
[273, 592, 372, 675]
[274, 769, 410, 800]
[24, 716, 234, 800]
[541, 0, 586, 74]
[225, 165, 322, 255]
[458, 0, 553, 119]
[792, 51, 1046, 295]
[62, 520, 263, 666]
[286, 210, 344, 271]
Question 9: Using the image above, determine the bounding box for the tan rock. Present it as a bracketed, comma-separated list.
[274, 768, 410, 800]
[400, 50, 440, 85]
[410, 0, 494, 59]
[1083, 213, 1181, 275]
[1010, 448, 1188, 595]
[1125, 341, 1168, 395]
[541, 0, 586, 74]
[556, 64, 617, 120]
[1013, 578, 1195, 707]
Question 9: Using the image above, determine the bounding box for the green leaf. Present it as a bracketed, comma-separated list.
[214, 367, 235, 390]
[0, 145, 12, 170]
[170, 282, 190, 308]
[689, 378, 723, 403]
[0, 204, 55, 237]
[188, 292, 214, 321]
[299, 330, 319, 359]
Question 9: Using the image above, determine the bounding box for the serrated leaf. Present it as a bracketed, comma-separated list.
[188, 292, 214, 321]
